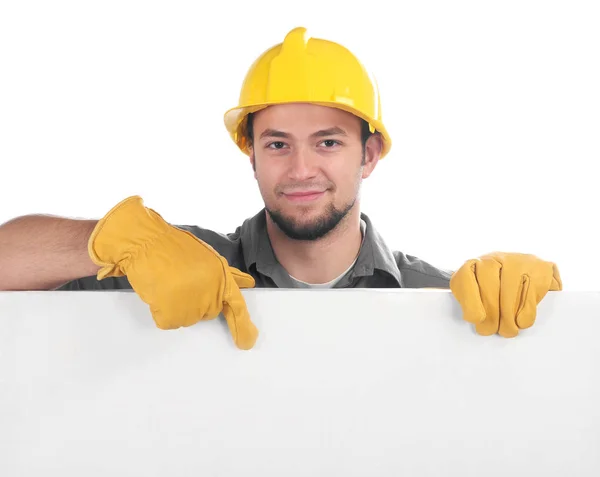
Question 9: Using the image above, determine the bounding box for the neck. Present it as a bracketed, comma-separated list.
[265, 206, 363, 284]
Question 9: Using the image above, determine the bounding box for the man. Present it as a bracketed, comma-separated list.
[0, 27, 562, 350]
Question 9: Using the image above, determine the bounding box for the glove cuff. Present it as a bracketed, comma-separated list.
[88, 196, 170, 279]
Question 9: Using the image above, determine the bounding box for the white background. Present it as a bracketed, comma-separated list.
[1, 0, 598, 290]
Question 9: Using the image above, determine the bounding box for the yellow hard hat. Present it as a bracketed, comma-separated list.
[223, 27, 392, 158]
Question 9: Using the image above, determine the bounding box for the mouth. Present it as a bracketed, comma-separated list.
[282, 190, 326, 202]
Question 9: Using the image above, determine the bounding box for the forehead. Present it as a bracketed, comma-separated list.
[252, 103, 361, 133]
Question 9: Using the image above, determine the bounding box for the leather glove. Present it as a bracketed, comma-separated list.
[87, 195, 258, 350]
[450, 252, 562, 337]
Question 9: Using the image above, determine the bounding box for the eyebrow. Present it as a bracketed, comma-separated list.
[259, 126, 348, 140]
[311, 127, 347, 138]
[259, 129, 290, 139]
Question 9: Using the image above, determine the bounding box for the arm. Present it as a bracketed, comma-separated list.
[0, 214, 101, 291]
[0, 196, 258, 349]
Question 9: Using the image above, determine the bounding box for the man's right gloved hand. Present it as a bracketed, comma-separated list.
[87, 195, 258, 350]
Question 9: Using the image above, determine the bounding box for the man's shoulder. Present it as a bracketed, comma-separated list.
[174, 223, 248, 271]
[175, 224, 242, 248]
[393, 250, 453, 288]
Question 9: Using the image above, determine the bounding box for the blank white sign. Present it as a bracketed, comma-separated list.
[1, 289, 599, 476]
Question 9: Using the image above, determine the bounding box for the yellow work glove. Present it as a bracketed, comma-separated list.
[450, 252, 562, 337]
[87, 195, 258, 350]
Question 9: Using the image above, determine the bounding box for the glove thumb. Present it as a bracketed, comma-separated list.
[230, 267, 256, 289]
[550, 263, 563, 291]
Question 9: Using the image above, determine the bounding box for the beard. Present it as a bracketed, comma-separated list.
[266, 198, 356, 241]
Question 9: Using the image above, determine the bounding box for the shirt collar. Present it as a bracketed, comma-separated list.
[351, 213, 403, 287]
[240, 209, 279, 276]
[240, 209, 402, 287]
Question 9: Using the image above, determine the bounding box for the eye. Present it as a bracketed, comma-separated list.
[320, 139, 340, 148]
[267, 141, 286, 149]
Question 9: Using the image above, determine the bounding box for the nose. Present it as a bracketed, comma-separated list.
[287, 147, 318, 182]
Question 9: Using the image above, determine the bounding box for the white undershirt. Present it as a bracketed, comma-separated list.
[288, 220, 367, 289]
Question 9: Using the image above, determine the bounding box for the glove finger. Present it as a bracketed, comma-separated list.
[498, 270, 527, 338]
[222, 272, 258, 350]
[514, 275, 538, 330]
[450, 259, 501, 335]
[514, 260, 559, 332]
[450, 260, 486, 325]
[472, 259, 502, 336]
[230, 266, 256, 289]
[149, 304, 178, 330]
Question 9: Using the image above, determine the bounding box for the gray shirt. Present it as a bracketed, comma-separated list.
[57, 209, 452, 291]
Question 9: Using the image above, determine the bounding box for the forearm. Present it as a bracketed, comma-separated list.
[0, 215, 100, 290]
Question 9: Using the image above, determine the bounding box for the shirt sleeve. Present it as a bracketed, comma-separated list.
[54, 275, 133, 291]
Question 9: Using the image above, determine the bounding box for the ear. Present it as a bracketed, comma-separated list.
[361, 133, 383, 179]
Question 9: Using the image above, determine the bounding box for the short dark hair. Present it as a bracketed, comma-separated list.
[244, 111, 374, 149]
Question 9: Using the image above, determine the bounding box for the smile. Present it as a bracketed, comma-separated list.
[283, 191, 326, 202]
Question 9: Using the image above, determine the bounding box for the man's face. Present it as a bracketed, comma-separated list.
[249, 103, 380, 241]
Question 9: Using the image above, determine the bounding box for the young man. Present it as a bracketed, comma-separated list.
[0, 27, 562, 350]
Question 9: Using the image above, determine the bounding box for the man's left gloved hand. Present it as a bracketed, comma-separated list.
[450, 252, 562, 337]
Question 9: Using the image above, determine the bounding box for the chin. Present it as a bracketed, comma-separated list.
[284, 204, 326, 219]
[266, 199, 353, 242]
